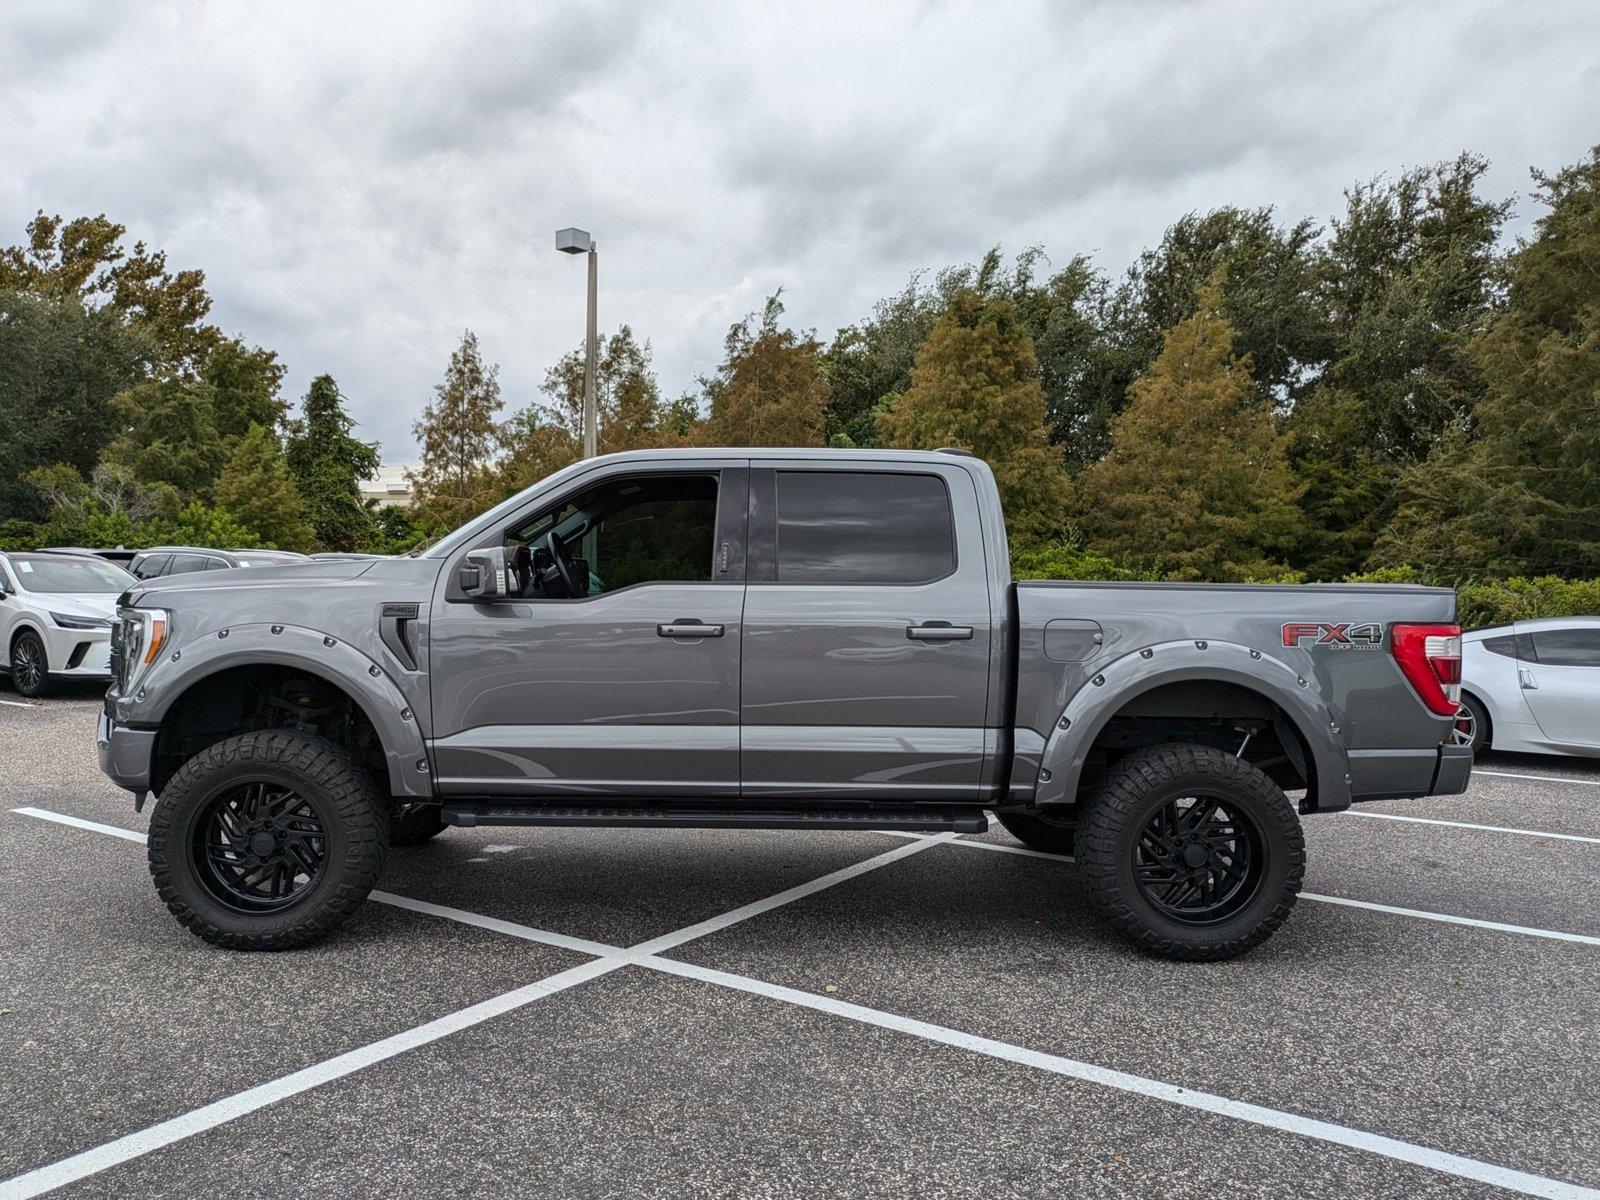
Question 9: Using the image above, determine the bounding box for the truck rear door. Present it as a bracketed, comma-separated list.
[740, 462, 993, 800]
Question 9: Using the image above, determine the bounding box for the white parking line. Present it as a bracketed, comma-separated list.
[1301, 892, 1600, 946]
[0, 699, 37, 708]
[644, 957, 1599, 1200]
[0, 810, 951, 1199]
[1340, 810, 1600, 845]
[8, 806, 1600, 1200]
[1476, 768, 1600, 789]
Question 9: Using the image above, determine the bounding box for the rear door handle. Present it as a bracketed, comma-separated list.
[1519, 668, 1538, 690]
[907, 622, 974, 641]
[658, 621, 724, 639]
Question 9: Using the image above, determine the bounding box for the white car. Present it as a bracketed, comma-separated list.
[1458, 617, 1600, 758]
[0, 551, 137, 698]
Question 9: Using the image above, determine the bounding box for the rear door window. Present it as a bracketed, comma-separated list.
[773, 471, 956, 584]
[134, 554, 171, 579]
[165, 554, 209, 576]
[1530, 628, 1600, 667]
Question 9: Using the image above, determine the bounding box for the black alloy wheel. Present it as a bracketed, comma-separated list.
[11, 631, 48, 697]
[1131, 792, 1265, 926]
[193, 781, 329, 912]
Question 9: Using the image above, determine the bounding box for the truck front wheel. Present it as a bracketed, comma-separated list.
[147, 731, 388, 950]
[1077, 743, 1304, 961]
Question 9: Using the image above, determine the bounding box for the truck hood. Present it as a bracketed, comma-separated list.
[122, 556, 445, 615]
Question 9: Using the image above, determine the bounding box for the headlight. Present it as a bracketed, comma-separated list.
[50, 612, 114, 630]
[113, 607, 170, 692]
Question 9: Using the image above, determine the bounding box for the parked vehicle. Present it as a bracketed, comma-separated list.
[39, 546, 139, 569]
[1457, 618, 1600, 758]
[96, 449, 1470, 959]
[1, 551, 137, 697]
[128, 547, 311, 579]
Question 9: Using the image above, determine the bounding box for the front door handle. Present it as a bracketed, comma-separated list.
[658, 621, 724, 639]
[1519, 668, 1538, 690]
[907, 622, 974, 641]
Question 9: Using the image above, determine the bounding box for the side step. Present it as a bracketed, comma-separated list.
[440, 802, 988, 834]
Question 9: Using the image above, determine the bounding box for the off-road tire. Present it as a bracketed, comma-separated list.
[1077, 743, 1304, 962]
[10, 630, 49, 698]
[148, 731, 388, 950]
[389, 803, 449, 847]
[995, 811, 1076, 856]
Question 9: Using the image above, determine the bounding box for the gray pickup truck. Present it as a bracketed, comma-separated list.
[98, 448, 1471, 959]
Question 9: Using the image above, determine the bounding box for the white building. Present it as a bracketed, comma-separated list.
[360, 464, 417, 509]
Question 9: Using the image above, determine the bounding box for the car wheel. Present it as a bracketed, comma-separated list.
[1076, 743, 1304, 962]
[10, 630, 49, 698]
[389, 802, 449, 847]
[147, 731, 388, 950]
[995, 811, 1076, 856]
[1454, 695, 1490, 756]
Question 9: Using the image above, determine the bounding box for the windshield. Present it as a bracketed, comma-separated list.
[9, 555, 136, 594]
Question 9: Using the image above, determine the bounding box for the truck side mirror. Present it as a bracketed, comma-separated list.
[458, 547, 508, 600]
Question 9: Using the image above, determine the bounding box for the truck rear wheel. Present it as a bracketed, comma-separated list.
[995, 811, 1075, 856]
[1076, 743, 1304, 961]
[147, 731, 388, 950]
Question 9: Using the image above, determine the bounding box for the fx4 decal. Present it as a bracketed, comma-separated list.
[1281, 621, 1384, 650]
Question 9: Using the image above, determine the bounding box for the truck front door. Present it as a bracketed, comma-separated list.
[740, 463, 993, 801]
[429, 465, 748, 797]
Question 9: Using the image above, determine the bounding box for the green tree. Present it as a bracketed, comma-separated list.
[285, 374, 380, 552]
[536, 325, 669, 453]
[1075, 286, 1303, 580]
[411, 330, 504, 527]
[205, 338, 287, 443]
[215, 424, 314, 550]
[0, 210, 221, 371]
[699, 293, 827, 447]
[1373, 148, 1600, 577]
[0, 289, 149, 519]
[1287, 155, 1510, 575]
[103, 377, 225, 497]
[877, 288, 1067, 547]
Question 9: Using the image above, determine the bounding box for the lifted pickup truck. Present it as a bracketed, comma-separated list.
[99, 448, 1471, 959]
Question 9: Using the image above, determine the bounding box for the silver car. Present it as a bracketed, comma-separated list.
[0, 551, 137, 697]
[1458, 617, 1600, 757]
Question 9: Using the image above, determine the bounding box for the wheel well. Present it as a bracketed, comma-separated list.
[9, 622, 43, 659]
[151, 664, 390, 798]
[1076, 680, 1316, 805]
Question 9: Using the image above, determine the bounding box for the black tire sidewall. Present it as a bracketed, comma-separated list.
[1462, 694, 1490, 755]
[148, 733, 386, 948]
[11, 631, 48, 697]
[1080, 745, 1304, 959]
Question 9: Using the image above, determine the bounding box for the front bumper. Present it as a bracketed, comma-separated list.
[97, 708, 156, 794]
[44, 626, 112, 677]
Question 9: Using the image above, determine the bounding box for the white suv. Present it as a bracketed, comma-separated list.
[0, 551, 137, 698]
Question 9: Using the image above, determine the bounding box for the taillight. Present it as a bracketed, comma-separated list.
[1392, 623, 1462, 716]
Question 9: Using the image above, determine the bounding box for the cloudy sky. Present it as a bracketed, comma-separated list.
[3, 1, 1596, 464]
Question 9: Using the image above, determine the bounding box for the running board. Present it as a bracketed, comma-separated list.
[439, 802, 988, 833]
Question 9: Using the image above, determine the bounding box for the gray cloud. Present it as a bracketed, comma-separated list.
[2, 0, 1595, 464]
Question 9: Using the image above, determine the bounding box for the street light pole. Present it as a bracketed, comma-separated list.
[555, 227, 599, 458]
[584, 241, 597, 459]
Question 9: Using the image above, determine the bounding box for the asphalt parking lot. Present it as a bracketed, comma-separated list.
[1, 686, 1596, 1199]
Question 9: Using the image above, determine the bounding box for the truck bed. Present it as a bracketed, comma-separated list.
[1010, 581, 1460, 809]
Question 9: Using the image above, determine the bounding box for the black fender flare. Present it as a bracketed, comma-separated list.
[1031, 639, 1351, 813]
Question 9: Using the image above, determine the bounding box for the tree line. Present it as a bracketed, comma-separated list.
[2, 145, 1597, 621]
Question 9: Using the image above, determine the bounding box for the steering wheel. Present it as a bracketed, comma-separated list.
[542, 530, 584, 598]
